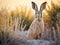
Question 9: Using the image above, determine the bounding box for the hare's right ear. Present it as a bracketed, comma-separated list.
[31, 2, 38, 11]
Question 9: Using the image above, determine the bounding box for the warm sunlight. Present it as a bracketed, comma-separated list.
[0, 0, 46, 10]
[0, 0, 60, 45]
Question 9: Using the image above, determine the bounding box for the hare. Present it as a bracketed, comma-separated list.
[27, 2, 47, 40]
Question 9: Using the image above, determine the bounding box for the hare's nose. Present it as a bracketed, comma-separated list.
[35, 14, 38, 18]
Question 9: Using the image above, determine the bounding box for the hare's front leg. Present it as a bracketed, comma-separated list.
[27, 20, 38, 39]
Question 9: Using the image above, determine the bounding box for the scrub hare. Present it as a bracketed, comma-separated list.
[27, 2, 47, 40]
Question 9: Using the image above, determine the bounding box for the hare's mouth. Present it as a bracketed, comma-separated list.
[37, 18, 41, 22]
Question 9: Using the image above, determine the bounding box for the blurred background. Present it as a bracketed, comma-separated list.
[0, 0, 60, 44]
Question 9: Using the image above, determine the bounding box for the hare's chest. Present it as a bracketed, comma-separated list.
[35, 20, 44, 32]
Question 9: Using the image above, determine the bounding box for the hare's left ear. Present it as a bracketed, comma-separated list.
[40, 2, 47, 11]
[31, 2, 38, 11]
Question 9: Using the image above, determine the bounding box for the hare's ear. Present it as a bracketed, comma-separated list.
[31, 2, 38, 11]
[40, 2, 47, 11]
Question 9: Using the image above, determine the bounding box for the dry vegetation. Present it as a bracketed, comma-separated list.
[0, 6, 34, 44]
[43, 0, 60, 40]
[0, 0, 60, 45]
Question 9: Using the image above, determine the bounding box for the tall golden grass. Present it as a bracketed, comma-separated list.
[0, 6, 34, 44]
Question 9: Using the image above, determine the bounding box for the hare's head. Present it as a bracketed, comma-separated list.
[31, 2, 47, 20]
